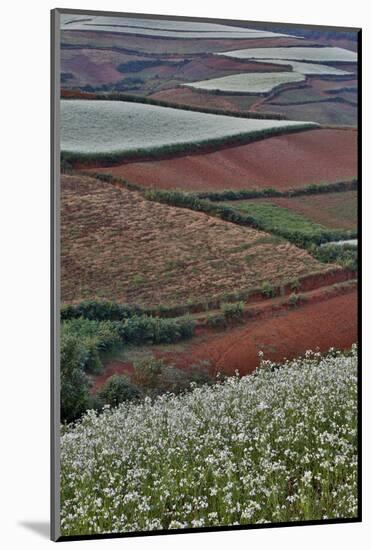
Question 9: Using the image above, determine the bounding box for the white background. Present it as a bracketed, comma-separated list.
[0, 0, 369, 547]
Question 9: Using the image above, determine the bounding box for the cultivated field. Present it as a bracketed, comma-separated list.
[255, 99, 357, 126]
[218, 46, 357, 62]
[61, 29, 316, 56]
[59, 16, 359, 535]
[221, 201, 328, 235]
[61, 99, 317, 159]
[61, 174, 332, 307]
[61, 15, 295, 39]
[61, 348, 358, 536]
[183, 72, 305, 94]
[249, 58, 353, 75]
[90, 128, 357, 191]
[61, 50, 288, 94]
[248, 191, 357, 231]
[150, 87, 264, 113]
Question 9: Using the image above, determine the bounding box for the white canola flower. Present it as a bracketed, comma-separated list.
[60, 348, 358, 536]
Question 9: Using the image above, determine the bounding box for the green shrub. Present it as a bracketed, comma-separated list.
[97, 375, 141, 407]
[311, 244, 357, 270]
[60, 335, 90, 424]
[221, 301, 244, 322]
[119, 314, 195, 345]
[290, 278, 300, 291]
[287, 293, 298, 307]
[261, 281, 275, 298]
[206, 313, 227, 329]
[61, 300, 144, 321]
[132, 358, 165, 392]
[195, 179, 357, 202]
[133, 359, 214, 396]
[83, 338, 103, 374]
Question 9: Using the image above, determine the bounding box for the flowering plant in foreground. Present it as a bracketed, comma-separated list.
[60, 347, 358, 535]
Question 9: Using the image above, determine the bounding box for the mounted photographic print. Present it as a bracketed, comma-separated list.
[51, 8, 361, 541]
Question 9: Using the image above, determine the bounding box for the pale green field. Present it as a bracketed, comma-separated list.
[218, 46, 357, 63]
[61, 15, 292, 39]
[61, 99, 317, 155]
[183, 72, 305, 94]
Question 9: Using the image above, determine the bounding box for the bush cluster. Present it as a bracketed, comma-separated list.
[310, 243, 358, 271]
[221, 301, 244, 322]
[195, 179, 357, 202]
[61, 315, 195, 423]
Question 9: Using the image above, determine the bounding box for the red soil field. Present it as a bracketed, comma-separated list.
[92, 288, 357, 392]
[61, 30, 314, 56]
[149, 87, 262, 113]
[62, 53, 124, 86]
[310, 78, 358, 94]
[255, 100, 357, 126]
[91, 128, 357, 192]
[155, 289, 358, 375]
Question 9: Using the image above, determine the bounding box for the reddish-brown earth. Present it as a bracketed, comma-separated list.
[92, 362, 135, 392]
[255, 100, 357, 126]
[149, 87, 262, 113]
[61, 30, 314, 56]
[91, 128, 357, 191]
[310, 78, 358, 94]
[178, 290, 358, 376]
[61, 48, 148, 87]
[92, 288, 357, 393]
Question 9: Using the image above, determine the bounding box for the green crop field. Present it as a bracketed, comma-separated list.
[221, 200, 327, 236]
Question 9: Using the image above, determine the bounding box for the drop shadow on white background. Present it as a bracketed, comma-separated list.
[18, 522, 50, 540]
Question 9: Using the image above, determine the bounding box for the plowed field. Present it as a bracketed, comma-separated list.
[90, 128, 357, 191]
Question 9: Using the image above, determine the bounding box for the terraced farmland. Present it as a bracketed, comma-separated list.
[58, 14, 359, 537]
[61, 174, 332, 307]
[90, 128, 357, 191]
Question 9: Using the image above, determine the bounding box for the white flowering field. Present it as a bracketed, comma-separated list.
[183, 72, 305, 94]
[60, 348, 358, 536]
[218, 46, 357, 63]
[61, 100, 316, 155]
[60, 16, 292, 39]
